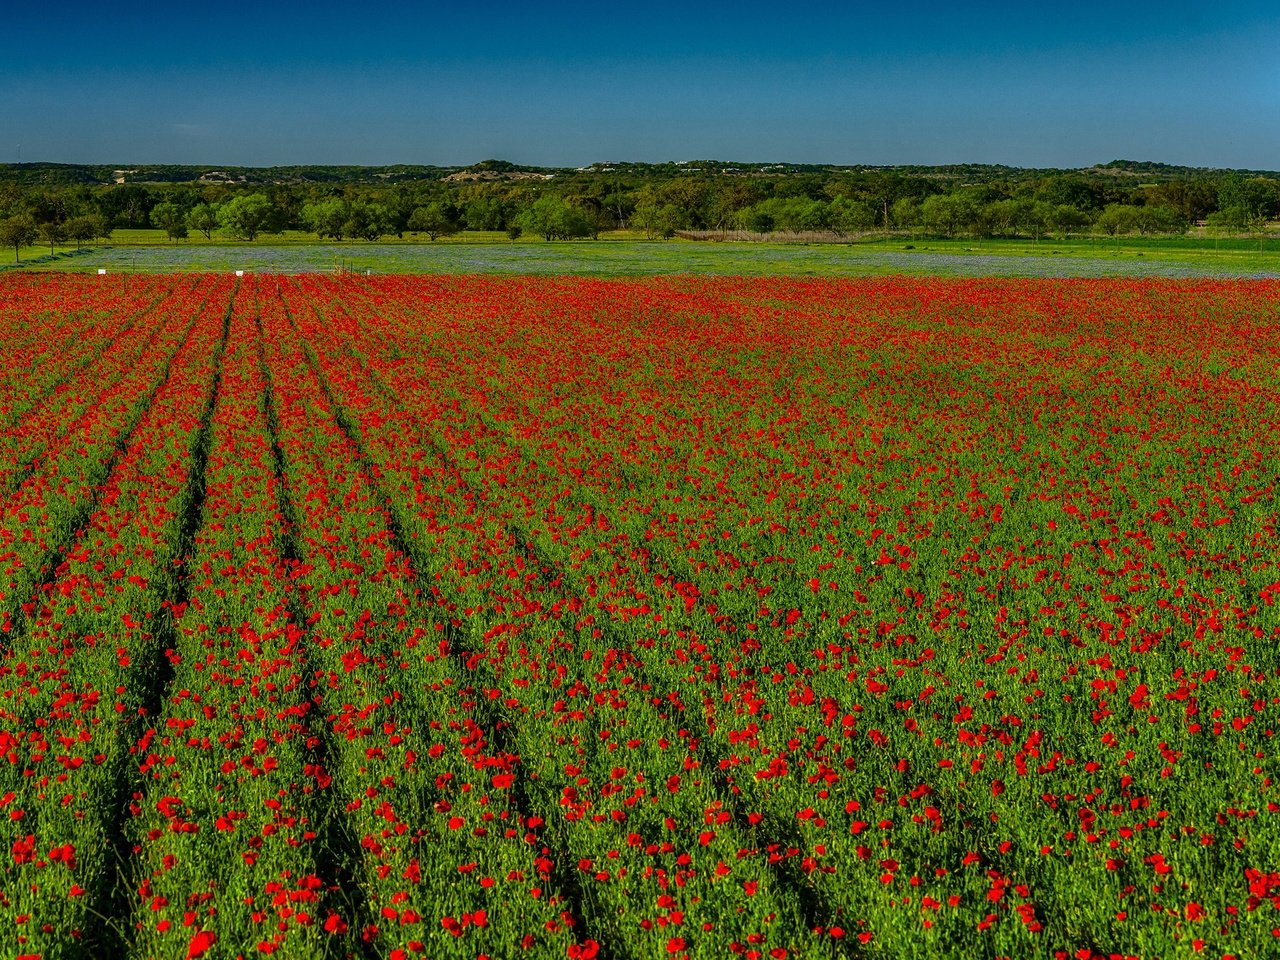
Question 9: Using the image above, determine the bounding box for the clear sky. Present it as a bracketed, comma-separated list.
[4, 1, 1278, 168]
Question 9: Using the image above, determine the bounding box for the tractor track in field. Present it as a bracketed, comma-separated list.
[387, 384, 860, 948]
[251, 305, 378, 960]
[0, 293, 211, 661]
[0, 285, 175, 500]
[0, 294, 147, 434]
[285, 284, 855, 956]
[0, 282, 172, 414]
[279, 289, 614, 957]
[102, 280, 371, 960]
[249, 302, 379, 960]
[83, 280, 236, 959]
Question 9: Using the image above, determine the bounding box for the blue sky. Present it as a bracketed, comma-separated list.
[4, 1, 1278, 167]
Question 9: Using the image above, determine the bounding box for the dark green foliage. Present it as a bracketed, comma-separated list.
[187, 203, 219, 240]
[150, 202, 188, 241]
[217, 193, 277, 241]
[0, 159, 1275, 243]
[0, 214, 36, 262]
[516, 195, 592, 240]
[407, 202, 458, 240]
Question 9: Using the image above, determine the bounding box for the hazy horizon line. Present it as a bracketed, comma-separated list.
[5, 156, 1275, 174]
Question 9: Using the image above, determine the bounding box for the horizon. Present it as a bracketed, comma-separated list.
[5, 1, 1279, 169]
[6, 157, 1277, 176]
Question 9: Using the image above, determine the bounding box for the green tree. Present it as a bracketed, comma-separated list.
[407, 202, 458, 241]
[569, 196, 612, 240]
[100, 184, 154, 229]
[1214, 174, 1279, 230]
[150, 202, 189, 241]
[302, 199, 349, 240]
[740, 207, 775, 236]
[1094, 204, 1140, 237]
[656, 178, 712, 229]
[632, 201, 681, 239]
[603, 190, 634, 231]
[462, 196, 506, 232]
[64, 216, 98, 250]
[1019, 201, 1055, 241]
[772, 173, 826, 201]
[517, 196, 592, 241]
[985, 199, 1055, 241]
[89, 213, 113, 243]
[828, 197, 876, 236]
[1144, 179, 1217, 223]
[0, 182, 21, 219]
[983, 199, 1022, 238]
[1134, 205, 1187, 236]
[188, 203, 220, 240]
[217, 193, 276, 241]
[343, 202, 392, 241]
[858, 172, 935, 228]
[1047, 204, 1090, 237]
[1034, 175, 1105, 213]
[920, 194, 977, 238]
[707, 180, 767, 229]
[890, 197, 921, 234]
[0, 215, 36, 263]
[266, 184, 305, 232]
[36, 219, 67, 254]
[26, 192, 70, 227]
[764, 197, 830, 232]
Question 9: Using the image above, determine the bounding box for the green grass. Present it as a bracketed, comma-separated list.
[1, 243, 98, 269]
[7, 230, 1278, 277]
[105, 225, 1272, 247]
[878, 232, 1277, 265]
[94, 226, 1279, 255]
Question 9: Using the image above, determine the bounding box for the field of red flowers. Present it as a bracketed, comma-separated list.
[0, 272, 1277, 960]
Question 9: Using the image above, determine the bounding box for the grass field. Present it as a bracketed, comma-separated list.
[83, 228, 1280, 255]
[5, 236, 1279, 277]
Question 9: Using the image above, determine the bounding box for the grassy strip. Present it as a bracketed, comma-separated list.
[15, 236, 1280, 277]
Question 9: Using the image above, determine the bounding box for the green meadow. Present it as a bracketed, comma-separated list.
[5, 230, 1278, 277]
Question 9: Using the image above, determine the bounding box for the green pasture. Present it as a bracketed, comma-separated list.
[67, 227, 1280, 257]
[4, 230, 1277, 277]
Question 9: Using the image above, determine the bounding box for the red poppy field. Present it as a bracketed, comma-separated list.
[0, 273, 1278, 960]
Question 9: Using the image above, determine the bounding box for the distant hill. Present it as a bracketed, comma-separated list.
[2, 158, 1277, 187]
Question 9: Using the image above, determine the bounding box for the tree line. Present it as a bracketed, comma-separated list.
[2, 162, 1278, 258]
